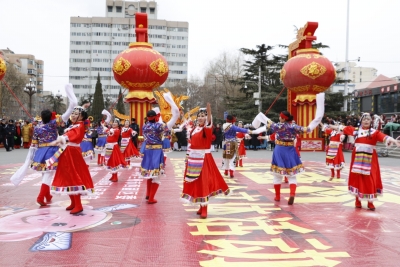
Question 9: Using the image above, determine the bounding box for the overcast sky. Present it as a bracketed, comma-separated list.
[2, 0, 400, 95]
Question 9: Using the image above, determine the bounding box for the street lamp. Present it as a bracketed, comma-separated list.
[24, 78, 36, 115]
[244, 71, 262, 113]
[343, 57, 360, 111]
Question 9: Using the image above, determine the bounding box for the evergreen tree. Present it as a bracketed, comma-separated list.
[116, 88, 125, 115]
[91, 73, 105, 122]
[227, 44, 287, 122]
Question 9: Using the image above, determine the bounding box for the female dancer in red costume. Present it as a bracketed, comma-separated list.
[320, 122, 345, 180]
[328, 113, 400, 210]
[49, 106, 94, 214]
[120, 119, 139, 166]
[104, 118, 128, 182]
[235, 121, 247, 167]
[181, 104, 230, 219]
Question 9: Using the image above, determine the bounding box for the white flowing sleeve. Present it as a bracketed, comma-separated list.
[163, 92, 180, 130]
[61, 83, 78, 122]
[307, 93, 325, 131]
[102, 109, 112, 124]
[10, 147, 37, 186]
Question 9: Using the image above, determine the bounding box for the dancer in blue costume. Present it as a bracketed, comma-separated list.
[140, 92, 179, 204]
[95, 110, 112, 165]
[253, 93, 325, 205]
[222, 115, 252, 178]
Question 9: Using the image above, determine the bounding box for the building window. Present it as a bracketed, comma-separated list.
[108, 6, 113, 12]
[116, 6, 122, 12]
[140, 7, 146, 12]
[150, 8, 155, 14]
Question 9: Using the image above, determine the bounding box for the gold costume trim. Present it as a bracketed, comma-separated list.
[275, 140, 294, 146]
[39, 142, 57, 148]
[145, 144, 162, 149]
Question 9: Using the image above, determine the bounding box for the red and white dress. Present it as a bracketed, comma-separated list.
[181, 124, 230, 204]
[105, 128, 128, 173]
[236, 132, 246, 159]
[120, 127, 140, 161]
[51, 121, 94, 195]
[342, 126, 389, 201]
[325, 128, 345, 170]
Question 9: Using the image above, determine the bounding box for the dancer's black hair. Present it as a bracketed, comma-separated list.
[41, 109, 52, 124]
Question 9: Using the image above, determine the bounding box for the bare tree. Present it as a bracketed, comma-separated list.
[0, 64, 29, 119]
[202, 51, 246, 121]
[166, 76, 206, 112]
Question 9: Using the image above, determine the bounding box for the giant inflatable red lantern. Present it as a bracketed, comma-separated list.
[281, 22, 336, 151]
[112, 13, 169, 127]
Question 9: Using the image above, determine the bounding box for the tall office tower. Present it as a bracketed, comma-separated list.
[69, 0, 189, 101]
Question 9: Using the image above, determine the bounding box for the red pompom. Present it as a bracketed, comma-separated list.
[51, 112, 57, 120]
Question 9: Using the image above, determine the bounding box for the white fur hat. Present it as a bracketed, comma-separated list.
[152, 107, 160, 114]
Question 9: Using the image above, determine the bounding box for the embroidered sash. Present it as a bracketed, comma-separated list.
[185, 149, 206, 182]
[351, 143, 375, 175]
[46, 142, 79, 167]
[121, 137, 129, 148]
[327, 141, 340, 160]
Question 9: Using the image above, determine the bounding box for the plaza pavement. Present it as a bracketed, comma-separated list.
[0, 147, 400, 266]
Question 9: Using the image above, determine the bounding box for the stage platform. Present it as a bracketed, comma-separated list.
[1, 157, 400, 266]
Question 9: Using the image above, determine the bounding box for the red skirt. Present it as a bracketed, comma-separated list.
[348, 150, 382, 200]
[106, 144, 128, 173]
[326, 144, 345, 170]
[51, 146, 94, 195]
[181, 153, 230, 204]
[124, 139, 140, 161]
[238, 141, 246, 158]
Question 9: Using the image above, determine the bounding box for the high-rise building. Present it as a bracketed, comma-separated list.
[69, 0, 189, 101]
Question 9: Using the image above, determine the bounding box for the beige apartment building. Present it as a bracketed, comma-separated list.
[0, 48, 44, 118]
[69, 0, 189, 101]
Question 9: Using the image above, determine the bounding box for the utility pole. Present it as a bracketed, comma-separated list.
[343, 0, 350, 112]
[258, 65, 261, 113]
